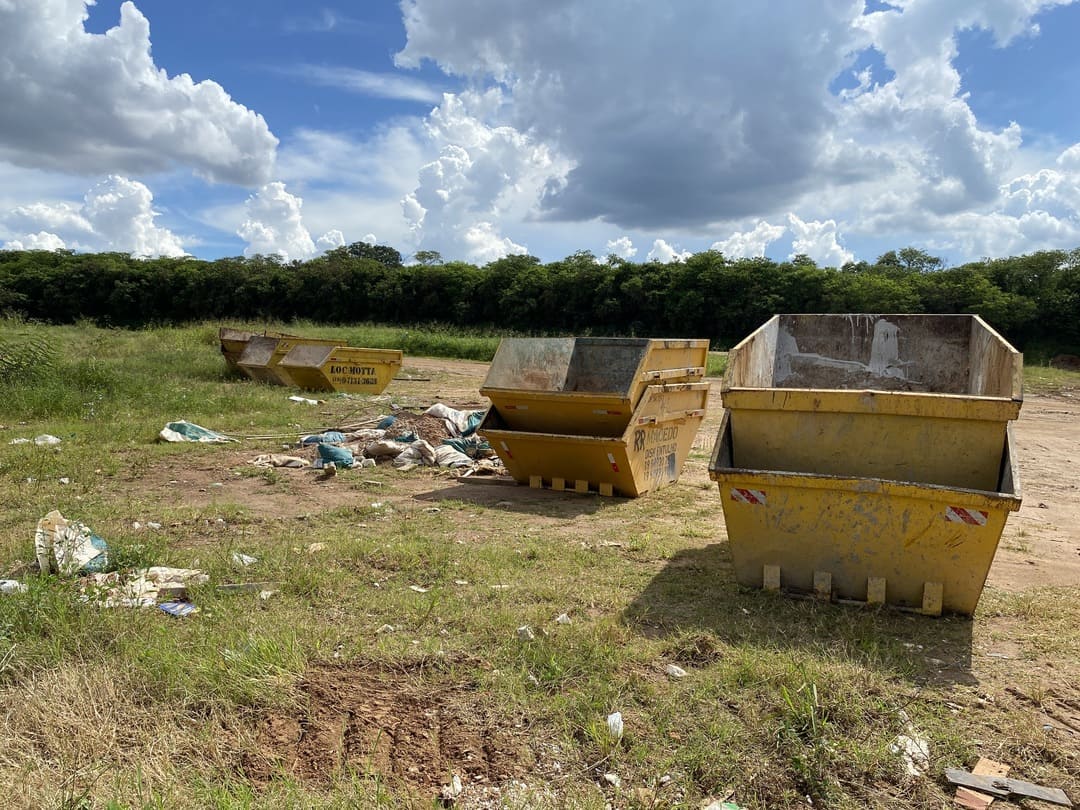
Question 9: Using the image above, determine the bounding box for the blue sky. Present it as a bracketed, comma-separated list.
[2, 0, 1079, 267]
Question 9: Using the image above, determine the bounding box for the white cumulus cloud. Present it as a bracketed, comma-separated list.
[400, 91, 567, 262]
[0, 0, 277, 185]
[647, 239, 692, 263]
[788, 214, 853, 266]
[2, 175, 185, 257]
[711, 221, 786, 259]
[605, 236, 637, 259]
[237, 182, 318, 261]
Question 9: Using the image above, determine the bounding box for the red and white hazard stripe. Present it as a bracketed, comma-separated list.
[593, 409, 623, 415]
[730, 488, 766, 506]
[945, 506, 988, 525]
[607, 452, 619, 472]
[500, 440, 513, 459]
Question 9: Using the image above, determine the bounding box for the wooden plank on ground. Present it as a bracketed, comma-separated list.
[954, 758, 1009, 809]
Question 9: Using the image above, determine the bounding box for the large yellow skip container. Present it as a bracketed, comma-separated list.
[237, 335, 341, 386]
[709, 410, 1022, 615]
[480, 338, 708, 437]
[722, 314, 1023, 490]
[219, 327, 296, 371]
[278, 344, 403, 395]
[483, 382, 709, 497]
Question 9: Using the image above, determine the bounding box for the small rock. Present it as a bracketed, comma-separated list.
[517, 625, 536, 641]
[666, 663, 688, 679]
[210, 483, 224, 489]
[603, 773, 621, 789]
[1038, 502, 1049, 509]
[258, 589, 276, 600]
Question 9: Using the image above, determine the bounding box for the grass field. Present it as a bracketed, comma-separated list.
[0, 320, 1077, 809]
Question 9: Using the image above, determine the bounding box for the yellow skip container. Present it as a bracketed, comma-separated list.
[709, 410, 1022, 615]
[236, 335, 341, 386]
[710, 313, 1025, 614]
[479, 337, 710, 497]
[278, 344, 403, 395]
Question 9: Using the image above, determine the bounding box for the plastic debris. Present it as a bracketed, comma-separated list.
[665, 663, 688, 679]
[317, 443, 354, 468]
[249, 454, 310, 468]
[555, 613, 572, 625]
[300, 431, 346, 445]
[440, 774, 464, 802]
[306, 542, 326, 554]
[890, 733, 930, 777]
[377, 624, 395, 634]
[603, 773, 622, 789]
[8, 438, 29, 445]
[34, 434, 62, 445]
[517, 625, 536, 641]
[83, 567, 208, 608]
[288, 395, 323, 405]
[34, 510, 108, 575]
[409, 585, 430, 593]
[1, 580, 29, 595]
[159, 601, 198, 617]
[231, 552, 258, 567]
[158, 421, 235, 443]
[607, 711, 624, 741]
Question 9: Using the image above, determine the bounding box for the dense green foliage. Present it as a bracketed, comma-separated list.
[1, 242, 1078, 353]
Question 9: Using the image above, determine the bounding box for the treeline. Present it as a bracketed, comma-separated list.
[1, 242, 1078, 353]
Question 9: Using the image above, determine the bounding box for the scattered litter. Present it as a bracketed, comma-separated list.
[249, 454, 310, 468]
[376, 414, 397, 429]
[424, 507, 442, 514]
[703, 801, 747, 810]
[317, 443, 354, 468]
[945, 768, 1072, 807]
[306, 542, 326, 554]
[607, 711, 624, 741]
[409, 585, 430, 594]
[370, 502, 384, 509]
[377, 624, 395, 635]
[666, 663, 688, 679]
[58, 477, 70, 485]
[258, 589, 277, 601]
[364, 439, 405, 458]
[1, 580, 28, 595]
[517, 625, 536, 641]
[34, 434, 62, 445]
[83, 567, 208, 608]
[424, 403, 485, 437]
[603, 773, 622, 789]
[358, 458, 376, 468]
[890, 733, 930, 777]
[440, 774, 464, 803]
[393, 438, 437, 468]
[288, 395, 324, 405]
[454, 579, 468, 586]
[231, 552, 258, 567]
[159, 601, 198, 618]
[34, 510, 108, 575]
[433, 444, 473, 468]
[555, 612, 572, 625]
[8, 438, 29, 445]
[300, 431, 346, 445]
[158, 421, 235, 443]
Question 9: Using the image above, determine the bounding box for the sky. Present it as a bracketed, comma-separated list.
[1, 0, 1080, 268]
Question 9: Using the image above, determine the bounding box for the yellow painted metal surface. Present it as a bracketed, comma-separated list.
[218, 327, 295, 371]
[279, 345, 403, 394]
[709, 411, 1022, 615]
[725, 390, 1018, 491]
[722, 314, 1023, 490]
[237, 335, 340, 385]
[483, 382, 709, 497]
[481, 338, 708, 436]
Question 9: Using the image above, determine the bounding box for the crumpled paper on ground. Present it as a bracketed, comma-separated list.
[82, 567, 209, 608]
[34, 510, 108, 576]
